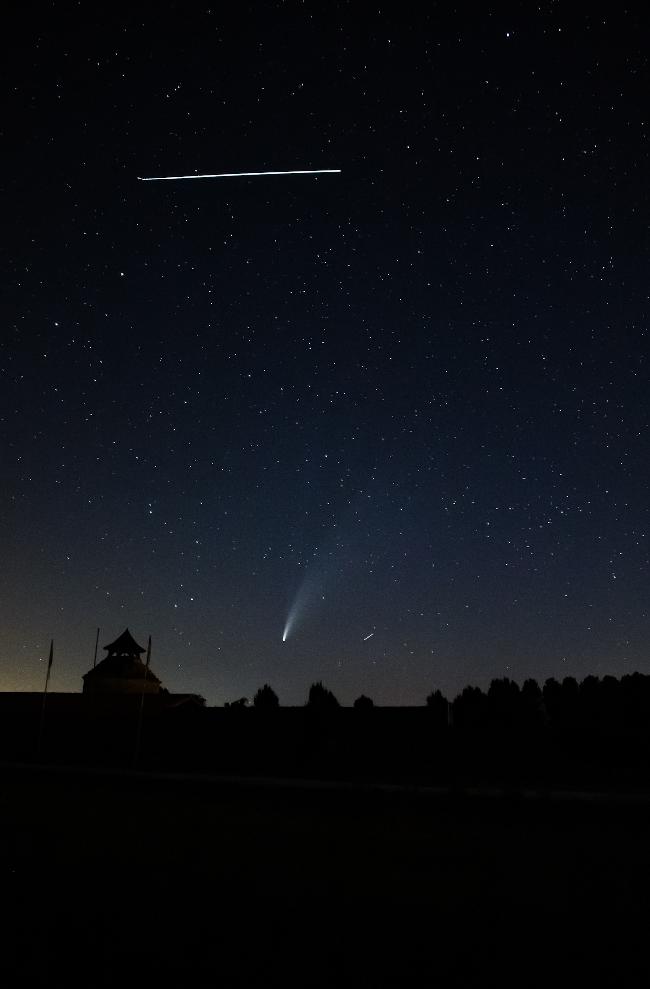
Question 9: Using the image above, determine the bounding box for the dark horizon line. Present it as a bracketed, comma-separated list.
[3, 668, 647, 708]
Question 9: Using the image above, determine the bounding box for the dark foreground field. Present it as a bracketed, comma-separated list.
[3, 768, 650, 987]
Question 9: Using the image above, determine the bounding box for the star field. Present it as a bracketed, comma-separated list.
[1, 4, 648, 704]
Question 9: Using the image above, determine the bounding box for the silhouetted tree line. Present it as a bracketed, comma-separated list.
[439, 673, 650, 740]
[215, 672, 650, 786]
[236, 673, 650, 741]
[7, 671, 650, 786]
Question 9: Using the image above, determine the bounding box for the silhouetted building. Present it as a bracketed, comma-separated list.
[0, 626, 205, 765]
[82, 628, 161, 695]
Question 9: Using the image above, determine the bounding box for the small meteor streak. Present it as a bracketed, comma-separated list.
[138, 169, 341, 182]
[363, 632, 374, 642]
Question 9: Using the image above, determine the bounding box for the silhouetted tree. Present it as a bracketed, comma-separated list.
[600, 675, 621, 735]
[521, 678, 545, 728]
[601, 674, 618, 696]
[620, 673, 650, 738]
[452, 685, 488, 732]
[307, 681, 340, 709]
[561, 675, 579, 706]
[543, 677, 562, 727]
[426, 689, 449, 728]
[487, 677, 521, 730]
[353, 694, 374, 710]
[253, 684, 279, 709]
[521, 678, 542, 704]
[578, 675, 601, 733]
[543, 676, 560, 697]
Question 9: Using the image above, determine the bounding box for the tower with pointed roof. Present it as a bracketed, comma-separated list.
[82, 628, 162, 695]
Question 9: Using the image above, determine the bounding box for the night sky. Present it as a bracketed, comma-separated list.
[2, 4, 648, 705]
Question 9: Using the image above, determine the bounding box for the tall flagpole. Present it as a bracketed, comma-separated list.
[37, 639, 54, 759]
[93, 627, 100, 668]
[133, 635, 151, 768]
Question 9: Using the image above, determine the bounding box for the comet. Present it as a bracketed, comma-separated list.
[137, 169, 342, 182]
[282, 606, 298, 643]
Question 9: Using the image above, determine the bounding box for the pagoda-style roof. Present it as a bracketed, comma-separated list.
[103, 628, 146, 656]
[83, 654, 161, 686]
[83, 628, 161, 694]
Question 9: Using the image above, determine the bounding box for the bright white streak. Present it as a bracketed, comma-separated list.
[363, 632, 374, 641]
[282, 586, 309, 643]
[138, 169, 342, 182]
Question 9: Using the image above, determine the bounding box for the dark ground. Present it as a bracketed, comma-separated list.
[2, 767, 650, 987]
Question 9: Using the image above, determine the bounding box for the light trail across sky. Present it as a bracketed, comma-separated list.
[138, 169, 341, 181]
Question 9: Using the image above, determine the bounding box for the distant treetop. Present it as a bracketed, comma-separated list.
[306, 681, 340, 709]
[253, 684, 280, 709]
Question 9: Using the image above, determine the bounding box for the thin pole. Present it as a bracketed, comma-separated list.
[37, 639, 54, 759]
[133, 635, 151, 768]
[93, 627, 100, 668]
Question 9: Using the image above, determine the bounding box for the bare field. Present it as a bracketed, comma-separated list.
[2, 768, 649, 986]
